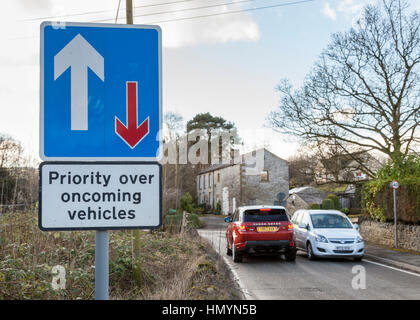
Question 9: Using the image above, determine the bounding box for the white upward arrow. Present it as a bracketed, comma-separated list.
[54, 34, 104, 131]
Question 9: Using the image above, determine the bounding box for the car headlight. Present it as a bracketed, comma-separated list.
[356, 236, 364, 243]
[315, 234, 328, 243]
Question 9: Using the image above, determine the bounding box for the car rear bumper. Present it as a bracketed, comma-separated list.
[242, 240, 293, 253]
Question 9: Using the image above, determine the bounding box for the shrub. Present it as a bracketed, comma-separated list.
[340, 207, 349, 215]
[179, 192, 194, 213]
[326, 193, 340, 210]
[321, 198, 335, 210]
[188, 213, 204, 228]
[362, 155, 420, 223]
[215, 201, 221, 213]
[309, 203, 321, 209]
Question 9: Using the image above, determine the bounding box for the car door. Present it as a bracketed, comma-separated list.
[293, 211, 304, 249]
[299, 213, 311, 248]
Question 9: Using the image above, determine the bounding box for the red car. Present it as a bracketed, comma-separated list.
[225, 206, 296, 263]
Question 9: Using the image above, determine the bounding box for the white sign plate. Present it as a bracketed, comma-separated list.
[39, 162, 162, 230]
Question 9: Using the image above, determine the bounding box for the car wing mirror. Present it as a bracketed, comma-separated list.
[224, 217, 232, 223]
[298, 223, 309, 229]
[353, 223, 359, 231]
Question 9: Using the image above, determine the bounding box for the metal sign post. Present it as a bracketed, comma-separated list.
[95, 230, 109, 300]
[391, 181, 399, 248]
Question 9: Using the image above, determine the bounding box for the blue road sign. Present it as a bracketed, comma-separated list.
[40, 22, 162, 160]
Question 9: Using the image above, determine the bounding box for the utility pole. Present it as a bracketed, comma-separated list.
[126, 0, 142, 284]
[126, 0, 133, 24]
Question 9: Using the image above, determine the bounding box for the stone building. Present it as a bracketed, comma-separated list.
[197, 148, 289, 215]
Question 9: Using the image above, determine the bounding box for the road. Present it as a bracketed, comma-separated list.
[198, 215, 420, 300]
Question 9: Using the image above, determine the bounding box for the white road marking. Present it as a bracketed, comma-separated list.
[363, 259, 420, 277]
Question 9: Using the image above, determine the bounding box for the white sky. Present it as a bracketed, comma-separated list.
[2, 0, 417, 162]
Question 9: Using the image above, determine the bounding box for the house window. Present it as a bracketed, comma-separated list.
[261, 170, 269, 182]
[209, 174, 212, 187]
[204, 175, 206, 189]
[217, 172, 220, 183]
[199, 176, 202, 189]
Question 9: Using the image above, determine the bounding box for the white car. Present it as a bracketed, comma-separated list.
[291, 209, 364, 261]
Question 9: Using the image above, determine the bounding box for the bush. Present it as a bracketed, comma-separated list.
[321, 198, 335, 210]
[179, 193, 194, 213]
[195, 203, 211, 214]
[187, 213, 204, 228]
[340, 207, 349, 215]
[309, 203, 321, 209]
[326, 193, 340, 210]
[215, 201, 221, 213]
[362, 155, 420, 223]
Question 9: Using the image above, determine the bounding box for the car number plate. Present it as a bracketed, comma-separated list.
[335, 246, 351, 250]
[257, 226, 278, 232]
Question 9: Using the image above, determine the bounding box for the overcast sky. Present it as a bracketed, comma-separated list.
[3, 0, 417, 161]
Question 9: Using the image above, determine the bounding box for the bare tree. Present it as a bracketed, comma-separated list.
[268, 0, 420, 167]
[161, 112, 185, 210]
[288, 153, 317, 187]
[0, 134, 24, 168]
[0, 134, 38, 209]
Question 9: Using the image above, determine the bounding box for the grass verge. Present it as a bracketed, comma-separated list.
[0, 211, 240, 300]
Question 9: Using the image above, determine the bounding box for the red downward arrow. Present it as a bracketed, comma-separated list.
[115, 81, 149, 148]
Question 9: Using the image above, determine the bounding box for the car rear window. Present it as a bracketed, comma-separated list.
[242, 209, 289, 222]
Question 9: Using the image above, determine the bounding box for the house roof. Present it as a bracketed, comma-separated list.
[288, 186, 327, 205]
[289, 186, 311, 194]
[198, 148, 285, 175]
[199, 163, 234, 174]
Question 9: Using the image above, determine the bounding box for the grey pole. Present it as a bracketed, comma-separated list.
[393, 189, 398, 248]
[95, 230, 109, 300]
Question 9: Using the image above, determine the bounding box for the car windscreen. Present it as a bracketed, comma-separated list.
[310, 214, 352, 229]
[242, 209, 289, 222]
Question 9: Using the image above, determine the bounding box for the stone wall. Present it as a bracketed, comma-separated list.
[359, 219, 420, 252]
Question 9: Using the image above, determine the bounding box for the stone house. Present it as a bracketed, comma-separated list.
[197, 148, 289, 215]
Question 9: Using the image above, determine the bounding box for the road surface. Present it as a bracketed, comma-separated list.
[198, 215, 420, 300]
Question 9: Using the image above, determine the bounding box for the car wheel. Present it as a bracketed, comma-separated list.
[226, 240, 232, 256]
[232, 243, 243, 263]
[307, 242, 316, 260]
[284, 248, 297, 262]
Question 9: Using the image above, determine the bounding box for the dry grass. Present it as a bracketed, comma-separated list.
[0, 211, 240, 300]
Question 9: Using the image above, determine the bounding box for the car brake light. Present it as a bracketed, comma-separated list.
[239, 224, 246, 230]
[259, 208, 271, 212]
[288, 224, 293, 230]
